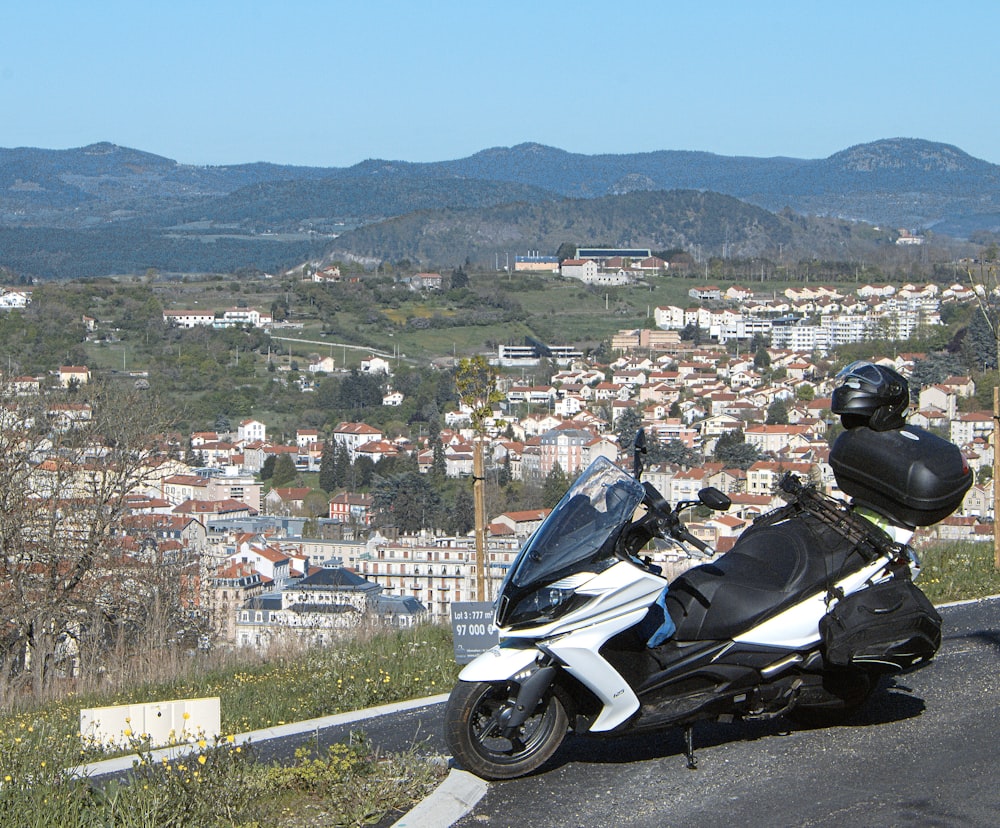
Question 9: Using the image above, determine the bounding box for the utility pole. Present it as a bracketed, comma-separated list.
[456, 356, 503, 601]
[473, 435, 487, 601]
[994, 386, 999, 570]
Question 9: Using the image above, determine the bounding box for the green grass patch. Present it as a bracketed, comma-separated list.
[0, 624, 459, 827]
[917, 541, 1000, 604]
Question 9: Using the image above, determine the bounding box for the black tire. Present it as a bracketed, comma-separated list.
[445, 679, 568, 780]
[788, 670, 878, 727]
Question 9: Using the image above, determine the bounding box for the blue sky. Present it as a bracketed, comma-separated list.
[2, 1, 998, 168]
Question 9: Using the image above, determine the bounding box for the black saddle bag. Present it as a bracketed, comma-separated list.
[820, 578, 942, 672]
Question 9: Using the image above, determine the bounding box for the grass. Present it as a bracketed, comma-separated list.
[0, 623, 460, 827]
[2, 542, 996, 826]
[916, 540, 1000, 604]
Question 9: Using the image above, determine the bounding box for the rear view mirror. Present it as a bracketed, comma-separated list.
[698, 487, 731, 512]
[632, 428, 648, 479]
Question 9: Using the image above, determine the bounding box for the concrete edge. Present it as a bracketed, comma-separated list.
[391, 767, 489, 828]
[936, 592, 1000, 608]
[75, 692, 451, 779]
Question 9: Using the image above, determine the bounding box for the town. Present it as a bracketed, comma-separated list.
[0, 251, 993, 673]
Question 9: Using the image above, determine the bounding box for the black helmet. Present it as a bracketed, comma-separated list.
[831, 360, 909, 431]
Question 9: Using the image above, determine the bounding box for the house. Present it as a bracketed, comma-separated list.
[360, 355, 392, 375]
[744, 424, 815, 455]
[59, 365, 90, 387]
[333, 422, 384, 460]
[560, 259, 599, 282]
[227, 538, 294, 585]
[47, 402, 93, 430]
[163, 310, 216, 328]
[688, 285, 722, 301]
[313, 265, 342, 283]
[122, 514, 208, 554]
[918, 384, 958, 418]
[237, 419, 266, 444]
[10, 375, 41, 395]
[950, 412, 993, 447]
[265, 487, 313, 515]
[355, 439, 400, 465]
[329, 491, 374, 525]
[308, 356, 336, 373]
[235, 565, 387, 647]
[221, 307, 272, 328]
[210, 561, 268, 641]
[296, 428, 321, 449]
[538, 422, 598, 477]
[0, 289, 31, 309]
[173, 498, 255, 523]
[746, 461, 813, 496]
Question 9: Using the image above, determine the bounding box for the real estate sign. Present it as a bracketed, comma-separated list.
[450, 601, 499, 664]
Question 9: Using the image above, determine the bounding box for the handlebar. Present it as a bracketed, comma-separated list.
[638, 481, 716, 557]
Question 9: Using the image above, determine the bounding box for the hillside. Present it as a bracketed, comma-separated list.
[326, 189, 835, 266]
[1, 138, 998, 278]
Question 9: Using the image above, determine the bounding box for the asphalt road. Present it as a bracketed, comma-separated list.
[81, 598, 1000, 827]
[452, 597, 1000, 828]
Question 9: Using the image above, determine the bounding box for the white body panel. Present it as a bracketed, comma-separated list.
[457, 644, 540, 683]
[458, 560, 663, 731]
[457, 544, 900, 735]
[501, 561, 666, 642]
[734, 558, 888, 648]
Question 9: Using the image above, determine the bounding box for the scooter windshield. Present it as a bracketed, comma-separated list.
[506, 456, 645, 589]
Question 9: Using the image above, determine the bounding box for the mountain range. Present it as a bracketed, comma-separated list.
[1, 138, 998, 279]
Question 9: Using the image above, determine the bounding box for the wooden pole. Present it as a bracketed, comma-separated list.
[994, 386, 1000, 571]
[473, 437, 487, 601]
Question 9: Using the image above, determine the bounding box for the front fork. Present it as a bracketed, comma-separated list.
[497, 663, 557, 734]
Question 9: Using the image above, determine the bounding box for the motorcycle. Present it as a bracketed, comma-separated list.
[444, 362, 972, 780]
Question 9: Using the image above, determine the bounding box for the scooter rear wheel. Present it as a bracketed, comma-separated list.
[445, 679, 568, 780]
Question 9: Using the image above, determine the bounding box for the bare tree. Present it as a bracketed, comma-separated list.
[0, 377, 180, 699]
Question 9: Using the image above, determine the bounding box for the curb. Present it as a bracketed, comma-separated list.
[392, 768, 489, 828]
[77, 692, 452, 779]
[75, 692, 489, 826]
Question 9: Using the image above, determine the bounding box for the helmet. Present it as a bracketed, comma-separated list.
[831, 361, 909, 431]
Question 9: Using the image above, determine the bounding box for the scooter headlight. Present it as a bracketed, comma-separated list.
[501, 573, 594, 629]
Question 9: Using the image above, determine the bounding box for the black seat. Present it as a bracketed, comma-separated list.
[665, 512, 866, 641]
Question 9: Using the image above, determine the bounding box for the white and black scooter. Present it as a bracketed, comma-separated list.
[445, 362, 972, 780]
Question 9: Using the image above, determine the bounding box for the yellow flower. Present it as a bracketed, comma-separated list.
[198, 739, 207, 749]
[226, 734, 235, 744]
[198, 755, 207, 765]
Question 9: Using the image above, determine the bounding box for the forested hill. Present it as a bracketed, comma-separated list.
[1, 138, 998, 278]
[326, 189, 866, 267]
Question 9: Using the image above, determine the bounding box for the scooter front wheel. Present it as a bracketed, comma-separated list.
[445, 679, 568, 780]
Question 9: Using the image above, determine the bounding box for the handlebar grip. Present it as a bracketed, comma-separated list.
[675, 525, 710, 553]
